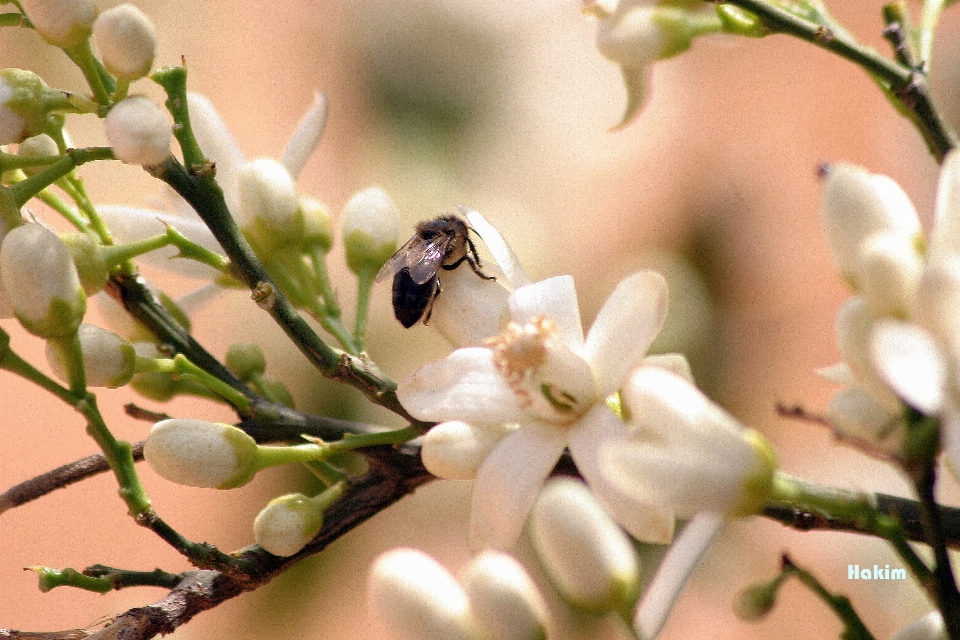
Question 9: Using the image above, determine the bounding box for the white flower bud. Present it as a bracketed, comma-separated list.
[104, 96, 171, 165]
[342, 186, 400, 275]
[820, 163, 921, 287]
[368, 548, 476, 640]
[253, 493, 324, 557]
[421, 421, 513, 480]
[143, 419, 259, 489]
[529, 478, 640, 613]
[45, 323, 135, 388]
[20, 0, 97, 48]
[17, 133, 60, 176]
[891, 612, 947, 640]
[460, 551, 548, 640]
[236, 158, 301, 252]
[92, 4, 157, 81]
[596, 6, 694, 68]
[826, 386, 904, 453]
[857, 230, 922, 319]
[59, 232, 109, 295]
[608, 367, 777, 517]
[0, 224, 86, 338]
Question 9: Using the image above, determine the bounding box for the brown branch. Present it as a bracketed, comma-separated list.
[2, 444, 433, 640]
[0, 441, 145, 515]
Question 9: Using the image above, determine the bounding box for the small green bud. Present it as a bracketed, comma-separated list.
[299, 195, 333, 253]
[253, 493, 325, 557]
[59, 233, 110, 295]
[716, 5, 766, 38]
[225, 342, 266, 381]
[342, 186, 400, 275]
[733, 582, 777, 621]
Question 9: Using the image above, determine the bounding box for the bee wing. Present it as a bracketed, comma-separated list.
[406, 234, 452, 284]
[375, 235, 421, 284]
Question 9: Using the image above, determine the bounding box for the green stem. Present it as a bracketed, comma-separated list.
[78, 394, 152, 515]
[781, 556, 876, 640]
[768, 473, 933, 585]
[29, 566, 113, 594]
[310, 247, 341, 317]
[253, 442, 329, 471]
[84, 564, 183, 590]
[64, 40, 112, 106]
[9, 147, 114, 208]
[354, 265, 376, 352]
[303, 459, 348, 486]
[327, 425, 422, 452]
[717, 0, 956, 160]
[138, 354, 252, 413]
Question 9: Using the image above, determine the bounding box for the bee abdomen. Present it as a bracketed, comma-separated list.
[392, 268, 440, 328]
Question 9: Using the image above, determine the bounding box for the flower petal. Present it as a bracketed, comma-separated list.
[397, 348, 526, 424]
[870, 320, 946, 415]
[187, 93, 245, 213]
[568, 406, 675, 544]
[456, 206, 532, 289]
[584, 270, 668, 396]
[429, 261, 511, 348]
[634, 513, 724, 640]
[96, 205, 225, 279]
[280, 90, 328, 179]
[508, 276, 584, 349]
[469, 420, 568, 551]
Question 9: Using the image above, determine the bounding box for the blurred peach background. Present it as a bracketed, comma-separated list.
[1, 0, 958, 638]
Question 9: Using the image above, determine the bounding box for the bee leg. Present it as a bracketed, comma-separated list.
[443, 239, 496, 281]
[422, 279, 442, 325]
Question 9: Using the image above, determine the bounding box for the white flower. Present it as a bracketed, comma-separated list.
[20, 0, 97, 48]
[96, 91, 328, 280]
[92, 4, 157, 81]
[368, 548, 476, 640]
[398, 267, 672, 550]
[104, 96, 171, 166]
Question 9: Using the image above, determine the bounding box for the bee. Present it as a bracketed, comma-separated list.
[376, 214, 495, 327]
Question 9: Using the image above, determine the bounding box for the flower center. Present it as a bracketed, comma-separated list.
[486, 315, 597, 422]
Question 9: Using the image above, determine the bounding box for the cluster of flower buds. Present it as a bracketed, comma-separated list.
[818, 153, 960, 463]
[143, 418, 345, 557]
